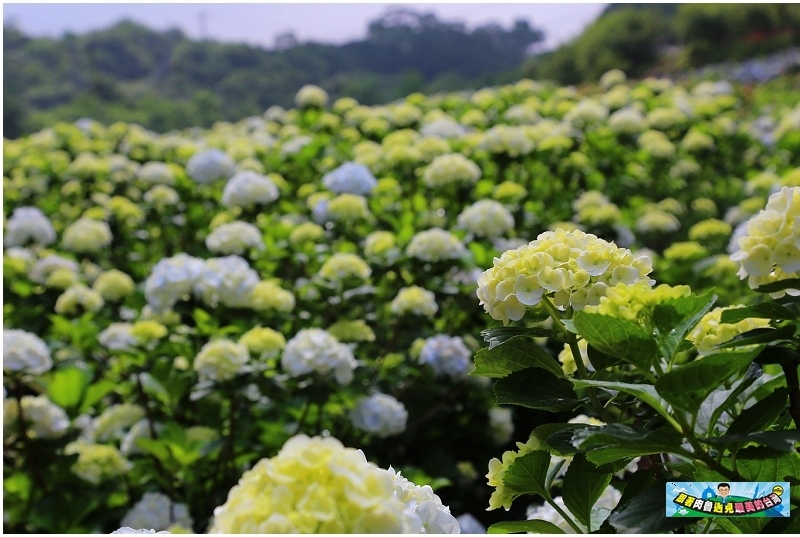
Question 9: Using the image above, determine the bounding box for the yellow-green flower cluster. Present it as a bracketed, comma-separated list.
[327, 320, 376, 343]
[688, 219, 732, 242]
[327, 193, 372, 223]
[289, 222, 325, 246]
[92, 404, 146, 442]
[55, 284, 105, 315]
[478, 125, 534, 157]
[318, 253, 371, 283]
[131, 320, 169, 344]
[239, 326, 286, 358]
[492, 181, 528, 204]
[730, 186, 800, 296]
[421, 153, 481, 188]
[406, 228, 466, 262]
[390, 286, 439, 318]
[205, 221, 264, 255]
[364, 231, 399, 263]
[477, 229, 655, 324]
[635, 209, 680, 234]
[688, 305, 772, 356]
[210, 434, 458, 533]
[572, 191, 621, 227]
[558, 338, 590, 375]
[92, 269, 135, 301]
[638, 130, 676, 159]
[143, 185, 180, 209]
[457, 200, 514, 239]
[251, 280, 296, 312]
[194, 339, 250, 382]
[295, 84, 329, 108]
[62, 218, 113, 253]
[663, 241, 708, 262]
[65, 442, 133, 484]
[681, 128, 715, 152]
[583, 281, 692, 324]
[486, 437, 541, 510]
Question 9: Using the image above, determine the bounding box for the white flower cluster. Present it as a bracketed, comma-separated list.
[120, 492, 193, 533]
[205, 221, 264, 255]
[98, 323, 138, 351]
[420, 335, 473, 379]
[194, 339, 251, 382]
[479, 125, 534, 157]
[186, 149, 235, 184]
[322, 162, 378, 195]
[564, 99, 609, 127]
[420, 118, 467, 139]
[407, 228, 466, 262]
[136, 162, 175, 185]
[281, 328, 357, 385]
[20, 395, 70, 439]
[4, 207, 56, 247]
[3, 329, 53, 375]
[457, 200, 514, 239]
[194, 255, 260, 309]
[421, 154, 482, 188]
[145, 254, 205, 312]
[488, 407, 514, 445]
[608, 107, 645, 134]
[30, 254, 80, 285]
[62, 218, 113, 253]
[222, 170, 280, 209]
[390, 286, 439, 318]
[295, 84, 329, 108]
[390, 468, 460, 533]
[350, 392, 408, 438]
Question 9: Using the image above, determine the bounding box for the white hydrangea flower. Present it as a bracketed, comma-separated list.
[186, 149, 235, 184]
[145, 254, 205, 312]
[205, 221, 264, 255]
[564, 99, 609, 127]
[488, 407, 514, 445]
[54, 284, 105, 315]
[420, 335, 473, 380]
[111, 528, 170, 534]
[457, 200, 515, 239]
[420, 118, 467, 139]
[390, 468, 460, 533]
[322, 162, 378, 195]
[350, 393, 408, 438]
[194, 256, 260, 309]
[608, 107, 645, 134]
[281, 328, 357, 385]
[390, 286, 439, 318]
[136, 162, 175, 185]
[3, 329, 52, 375]
[194, 339, 250, 382]
[121, 492, 193, 533]
[4, 207, 56, 247]
[143, 185, 180, 208]
[406, 228, 466, 262]
[295, 84, 329, 108]
[20, 395, 69, 439]
[422, 154, 482, 188]
[478, 125, 534, 157]
[222, 170, 279, 209]
[30, 254, 81, 285]
[455, 513, 484, 534]
[61, 218, 113, 253]
[92, 404, 146, 443]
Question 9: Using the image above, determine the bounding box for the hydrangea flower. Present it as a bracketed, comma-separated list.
[322, 162, 378, 195]
[730, 186, 800, 296]
[98, 323, 138, 351]
[54, 284, 105, 315]
[250, 280, 296, 312]
[239, 326, 286, 359]
[120, 492, 193, 533]
[350, 393, 408, 438]
[583, 282, 692, 325]
[326, 193, 372, 223]
[136, 162, 175, 185]
[194, 256, 260, 309]
[205, 221, 264, 255]
[608, 107, 645, 134]
[488, 407, 514, 445]
[407, 228, 466, 263]
[91, 404, 146, 443]
[3, 329, 52, 376]
[210, 434, 459, 533]
[487, 437, 541, 510]
[20, 395, 69, 439]
[318, 253, 372, 283]
[295, 84, 329, 108]
[194, 339, 250, 382]
[390, 286, 439, 318]
[281, 329, 357, 385]
[186, 149, 235, 184]
[65, 441, 133, 484]
[477, 229, 655, 324]
[4, 206, 56, 247]
[421, 154, 482, 188]
[62, 218, 113, 253]
[222, 170, 279, 209]
[364, 231, 400, 263]
[457, 200, 514, 239]
[420, 335, 473, 380]
[688, 305, 772, 356]
[92, 269, 135, 301]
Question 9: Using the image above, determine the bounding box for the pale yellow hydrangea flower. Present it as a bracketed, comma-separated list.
[688, 305, 772, 356]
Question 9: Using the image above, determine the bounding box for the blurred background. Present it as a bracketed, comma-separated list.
[4, 2, 800, 139]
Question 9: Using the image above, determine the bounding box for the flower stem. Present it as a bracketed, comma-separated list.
[546, 497, 585, 534]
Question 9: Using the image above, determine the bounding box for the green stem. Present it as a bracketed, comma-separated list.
[293, 398, 312, 435]
[546, 496, 585, 534]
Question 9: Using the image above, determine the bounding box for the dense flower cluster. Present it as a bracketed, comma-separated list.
[221, 170, 280, 209]
[210, 434, 458, 533]
[186, 149, 236, 184]
[250, 280, 296, 312]
[295, 84, 329, 108]
[120, 492, 193, 533]
[65, 441, 133, 484]
[281, 329, 358, 385]
[326, 193, 372, 223]
[205, 221, 264, 255]
[194, 339, 250, 382]
[239, 326, 286, 359]
[318, 252, 372, 283]
[98, 323, 138, 351]
[93, 269, 136, 301]
[145, 254, 205, 312]
[19, 395, 69, 439]
[457, 200, 514, 238]
[688, 305, 772, 355]
[479, 125, 534, 157]
[421, 154, 482, 188]
[350, 392, 409, 438]
[327, 320, 376, 343]
[364, 230, 400, 263]
[583, 282, 692, 324]
[486, 437, 540, 510]
[62, 218, 113, 253]
[322, 162, 378, 195]
[3, 329, 52, 375]
[730, 186, 800, 296]
[407, 228, 466, 262]
[4, 206, 56, 247]
[477, 229, 655, 324]
[55, 284, 105, 315]
[136, 162, 175, 185]
[194, 256, 260, 308]
[419, 335, 473, 379]
[390, 286, 439, 318]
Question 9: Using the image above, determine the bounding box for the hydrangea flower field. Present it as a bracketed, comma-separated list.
[4, 71, 800, 534]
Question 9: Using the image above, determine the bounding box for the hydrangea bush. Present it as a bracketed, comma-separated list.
[3, 71, 800, 533]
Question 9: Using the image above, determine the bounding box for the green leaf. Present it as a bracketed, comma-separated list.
[608, 484, 692, 534]
[586, 344, 624, 371]
[700, 430, 800, 453]
[654, 349, 759, 414]
[705, 362, 762, 436]
[79, 380, 116, 413]
[575, 425, 686, 466]
[720, 302, 798, 323]
[754, 278, 800, 294]
[652, 292, 717, 361]
[755, 346, 800, 365]
[562, 454, 613, 528]
[503, 450, 551, 499]
[481, 327, 559, 349]
[571, 379, 672, 423]
[488, 520, 566, 534]
[532, 423, 586, 456]
[572, 312, 658, 371]
[713, 517, 770, 534]
[725, 447, 800, 481]
[495, 368, 582, 411]
[472, 336, 566, 379]
[46, 367, 92, 409]
[716, 325, 797, 350]
[726, 387, 789, 437]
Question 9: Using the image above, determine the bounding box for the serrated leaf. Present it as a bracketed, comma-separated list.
[572, 312, 658, 371]
[727, 386, 788, 438]
[481, 327, 559, 349]
[608, 484, 691, 534]
[575, 425, 685, 466]
[720, 302, 797, 323]
[472, 336, 565, 379]
[488, 520, 566, 534]
[724, 447, 800, 482]
[571, 379, 672, 423]
[495, 368, 581, 411]
[532, 423, 587, 456]
[654, 349, 759, 414]
[562, 454, 613, 528]
[503, 450, 551, 499]
[704, 362, 762, 436]
[46, 367, 92, 409]
[754, 278, 800, 294]
[652, 292, 717, 361]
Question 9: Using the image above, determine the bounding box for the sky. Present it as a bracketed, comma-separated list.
[2, 2, 608, 51]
